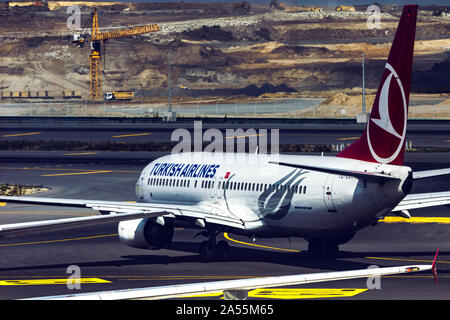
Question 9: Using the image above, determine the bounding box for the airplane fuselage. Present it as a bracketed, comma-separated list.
[135, 152, 411, 240]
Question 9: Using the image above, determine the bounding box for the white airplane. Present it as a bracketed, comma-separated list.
[1, 5, 449, 265]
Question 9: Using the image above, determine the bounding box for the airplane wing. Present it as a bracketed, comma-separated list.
[392, 191, 450, 212]
[24, 262, 435, 300]
[0, 196, 247, 239]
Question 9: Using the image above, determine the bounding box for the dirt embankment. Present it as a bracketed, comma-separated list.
[286, 92, 450, 119]
[0, 3, 449, 100]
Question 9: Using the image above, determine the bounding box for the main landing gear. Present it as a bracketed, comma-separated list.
[197, 230, 231, 262]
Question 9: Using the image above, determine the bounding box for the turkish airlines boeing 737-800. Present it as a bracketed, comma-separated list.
[1, 5, 449, 264]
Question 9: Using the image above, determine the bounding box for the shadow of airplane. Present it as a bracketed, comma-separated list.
[0, 240, 446, 276]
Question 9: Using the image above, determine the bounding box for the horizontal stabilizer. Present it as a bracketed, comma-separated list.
[393, 191, 450, 211]
[269, 161, 400, 183]
[413, 168, 450, 180]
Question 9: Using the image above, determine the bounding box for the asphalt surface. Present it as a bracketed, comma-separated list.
[0, 120, 449, 147]
[0, 152, 449, 300]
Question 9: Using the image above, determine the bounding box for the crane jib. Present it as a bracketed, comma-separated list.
[93, 24, 162, 41]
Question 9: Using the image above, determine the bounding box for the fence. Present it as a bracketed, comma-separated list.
[0, 97, 448, 119]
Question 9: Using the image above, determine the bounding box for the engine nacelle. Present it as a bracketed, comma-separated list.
[118, 218, 174, 249]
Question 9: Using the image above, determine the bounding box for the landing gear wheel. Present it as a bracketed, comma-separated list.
[199, 241, 215, 263]
[216, 240, 231, 261]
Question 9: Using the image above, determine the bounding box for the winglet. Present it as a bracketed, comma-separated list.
[431, 248, 439, 286]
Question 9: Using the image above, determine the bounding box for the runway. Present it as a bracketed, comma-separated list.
[0, 151, 449, 300]
[0, 120, 449, 147]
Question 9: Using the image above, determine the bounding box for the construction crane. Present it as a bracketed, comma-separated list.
[72, 8, 161, 100]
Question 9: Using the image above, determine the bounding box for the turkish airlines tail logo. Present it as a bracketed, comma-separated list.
[337, 5, 417, 166]
[366, 63, 408, 164]
[371, 64, 404, 140]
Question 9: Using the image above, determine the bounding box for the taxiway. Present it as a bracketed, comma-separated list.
[0, 152, 449, 300]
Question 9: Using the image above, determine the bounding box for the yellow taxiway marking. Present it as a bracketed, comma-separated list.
[365, 256, 450, 265]
[42, 170, 112, 177]
[224, 232, 300, 253]
[224, 232, 449, 266]
[1, 132, 41, 137]
[113, 133, 153, 138]
[0, 278, 111, 286]
[0, 234, 117, 247]
[225, 134, 266, 139]
[380, 217, 450, 224]
[249, 288, 367, 299]
[181, 288, 367, 299]
[337, 136, 359, 141]
[62, 152, 97, 156]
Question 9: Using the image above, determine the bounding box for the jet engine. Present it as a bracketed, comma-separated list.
[118, 218, 174, 249]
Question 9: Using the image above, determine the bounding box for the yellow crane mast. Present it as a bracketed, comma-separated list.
[74, 8, 161, 100]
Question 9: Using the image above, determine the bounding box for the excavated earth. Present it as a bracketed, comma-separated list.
[0, 2, 449, 108]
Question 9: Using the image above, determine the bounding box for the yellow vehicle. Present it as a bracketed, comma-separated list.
[308, 7, 321, 12]
[1, 90, 52, 99]
[62, 90, 82, 99]
[104, 91, 134, 101]
[336, 5, 355, 12]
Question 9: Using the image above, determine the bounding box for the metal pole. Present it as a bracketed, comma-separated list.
[362, 52, 366, 114]
[168, 51, 172, 113]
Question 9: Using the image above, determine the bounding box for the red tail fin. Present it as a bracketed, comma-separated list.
[337, 5, 418, 165]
